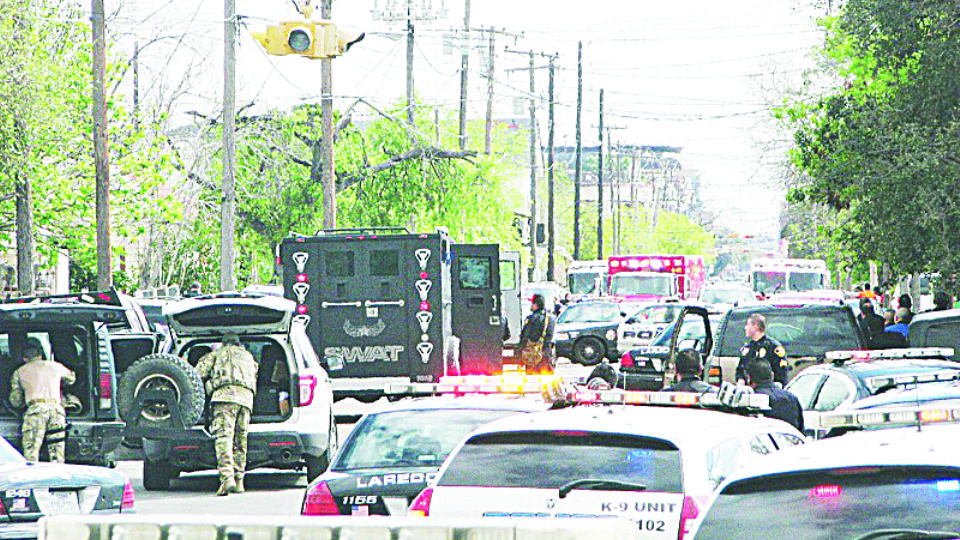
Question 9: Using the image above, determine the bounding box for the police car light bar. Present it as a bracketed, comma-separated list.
[819, 405, 960, 430]
[385, 373, 567, 396]
[826, 348, 955, 364]
[542, 380, 770, 411]
[866, 371, 960, 392]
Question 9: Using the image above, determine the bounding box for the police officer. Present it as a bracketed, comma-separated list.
[195, 332, 258, 496]
[518, 294, 556, 374]
[663, 349, 716, 393]
[744, 360, 804, 432]
[10, 344, 75, 462]
[735, 313, 788, 385]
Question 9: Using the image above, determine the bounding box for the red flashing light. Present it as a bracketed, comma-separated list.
[297, 305, 308, 314]
[810, 485, 842, 498]
[296, 237, 305, 243]
[98, 292, 113, 302]
[408, 487, 433, 517]
[297, 274, 308, 282]
[275, 256, 282, 265]
[121, 481, 135, 511]
[358, 235, 365, 240]
[419, 301, 430, 311]
[620, 352, 634, 367]
[302, 481, 340, 515]
[420, 272, 429, 279]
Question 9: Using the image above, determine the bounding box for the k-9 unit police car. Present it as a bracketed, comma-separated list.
[410, 385, 806, 539]
[279, 228, 505, 402]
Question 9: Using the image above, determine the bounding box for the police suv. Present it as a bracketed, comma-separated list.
[410, 384, 806, 539]
[278, 228, 505, 402]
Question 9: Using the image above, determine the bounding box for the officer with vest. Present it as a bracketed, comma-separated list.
[195, 332, 258, 496]
[735, 313, 789, 385]
[9, 344, 75, 462]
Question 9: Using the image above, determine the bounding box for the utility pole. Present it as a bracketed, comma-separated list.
[321, 0, 335, 228]
[573, 41, 583, 260]
[597, 89, 604, 260]
[484, 27, 494, 154]
[220, 0, 237, 292]
[406, 8, 415, 124]
[92, 0, 111, 289]
[546, 53, 557, 281]
[457, 0, 470, 150]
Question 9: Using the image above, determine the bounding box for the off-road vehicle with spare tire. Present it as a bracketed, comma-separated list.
[117, 292, 337, 490]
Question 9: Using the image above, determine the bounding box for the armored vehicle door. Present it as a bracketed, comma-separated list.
[500, 251, 522, 349]
[451, 244, 502, 375]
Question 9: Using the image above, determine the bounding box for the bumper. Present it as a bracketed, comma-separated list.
[616, 370, 666, 391]
[0, 522, 37, 540]
[66, 421, 125, 465]
[143, 429, 328, 473]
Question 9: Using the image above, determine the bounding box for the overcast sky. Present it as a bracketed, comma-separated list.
[112, 0, 828, 238]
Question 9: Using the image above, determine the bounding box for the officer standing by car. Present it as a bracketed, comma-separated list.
[195, 332, 258, 496]
[9, 344, 75, 462]
[663, 349, 717, 393]
[744, 360, 804, 432]
[735, 313, 789, 385]
[518, 294, 556, 374]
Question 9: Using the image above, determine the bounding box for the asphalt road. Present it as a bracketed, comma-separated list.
[120, 358, 594, 516]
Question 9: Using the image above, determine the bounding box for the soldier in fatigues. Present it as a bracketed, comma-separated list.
[195, 333, 258, 496]
[735, 313, 789, 385]
[10, 344, 75, 462]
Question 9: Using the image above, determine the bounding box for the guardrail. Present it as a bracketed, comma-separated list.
[41, 515, 639, 540]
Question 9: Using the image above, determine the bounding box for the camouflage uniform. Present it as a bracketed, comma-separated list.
[10, 355, 75, 462]
[195, 341, 258, 496]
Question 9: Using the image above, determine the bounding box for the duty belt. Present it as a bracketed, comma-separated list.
[27, 398, 61, 407]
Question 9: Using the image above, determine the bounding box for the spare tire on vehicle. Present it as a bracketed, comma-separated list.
[118, 353, 205, 429]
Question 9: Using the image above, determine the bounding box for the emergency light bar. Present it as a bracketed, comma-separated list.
[819, 405, 960, 430]
[542, 380, 770, 411]
[866, 371, 960, 392]
[385, 373, 567, 396]
[826, 348, 955, 364]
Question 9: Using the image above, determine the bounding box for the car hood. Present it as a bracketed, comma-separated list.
[0, 461, 125, 490]
[165, 295, 296, 337]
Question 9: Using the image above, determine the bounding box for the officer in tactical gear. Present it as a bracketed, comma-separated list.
[195, 332, 258, 496]
[735, 313, 789, 385]
[663, 349, 716, 393]
[10, 343, 75, 462]
[518, 294, 556, 374]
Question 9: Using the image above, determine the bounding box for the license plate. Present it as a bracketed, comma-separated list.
[39, 490, 79, 515]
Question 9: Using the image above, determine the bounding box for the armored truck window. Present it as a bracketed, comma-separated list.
[370, 250, 399, 276]
[459, 257, 492, 290]
[326, 251, 355, 277]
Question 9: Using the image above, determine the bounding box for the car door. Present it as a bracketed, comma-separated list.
[451, 244, 502, 375]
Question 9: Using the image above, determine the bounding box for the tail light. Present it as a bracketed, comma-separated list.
[99, 372, 113, 409]
[620, 352, 634, 367]
[408, 487, 433, 517]
[678, 495, 700, 539]
[301, 481, 339, 515]
[298, 375, 317, 407]
[707, 365, 722, 384]
[121, 481, 135, 511]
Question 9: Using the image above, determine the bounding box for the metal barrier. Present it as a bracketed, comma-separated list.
[40, 515, 639, 540]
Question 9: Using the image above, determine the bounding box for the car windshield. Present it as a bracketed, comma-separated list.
[629, 305, 681, 325]
[694, 466, 960, 539]
[334, 408, 524, 470]
[787, 272, 825, 292]
[752, 271, 787, 295]
[609, 274, 674, 296]
[700, 288, 754, 305]
[568, 272, 602, 295]
[557, 303, 622, 324]
[717, 308, 861, 357]
[438, 431, 683, 492]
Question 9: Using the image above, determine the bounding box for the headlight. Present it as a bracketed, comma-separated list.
[605, 329, 617, 341]
[555, 332, 570, 341]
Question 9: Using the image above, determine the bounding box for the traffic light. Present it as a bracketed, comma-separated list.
[251, 20, 364, 59]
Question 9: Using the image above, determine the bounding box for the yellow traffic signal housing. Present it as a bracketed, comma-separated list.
[251, 20, 363, 59]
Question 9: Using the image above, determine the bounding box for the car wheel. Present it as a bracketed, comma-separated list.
[573, 336, 606, 366]
[142, 459, 178, 491]
[118, 353, 205, 428]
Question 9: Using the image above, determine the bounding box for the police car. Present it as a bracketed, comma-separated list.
[785, 347, 960, 436]
[410, 385, 806, 539]
[691, 405, 960, 538]
[301, 373, 554, 516]
[0, 436, 133, 539]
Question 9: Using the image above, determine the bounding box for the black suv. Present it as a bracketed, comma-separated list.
[705, 301, 866, 385]
[0, 290, 164, 465]
[908, 308, 960, 361]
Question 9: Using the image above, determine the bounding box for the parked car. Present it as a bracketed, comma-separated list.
[691, 410, 960, 539]
[553, 301, 629, 365]
[0, 436, 133, 538]
[410, 389, 805, 538]
[784, 347, 960, 437]
[302, 392, 549, 516]
[118, 292, 337, 490]
[705, 302, 865, 385]
[909, 307, 960, 361]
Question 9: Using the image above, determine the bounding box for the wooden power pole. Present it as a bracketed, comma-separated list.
[92, 0, 111, 289]
[321, 0, 336, 228]
[220, 0, 237, 292]
[573, 41, 582, 261]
